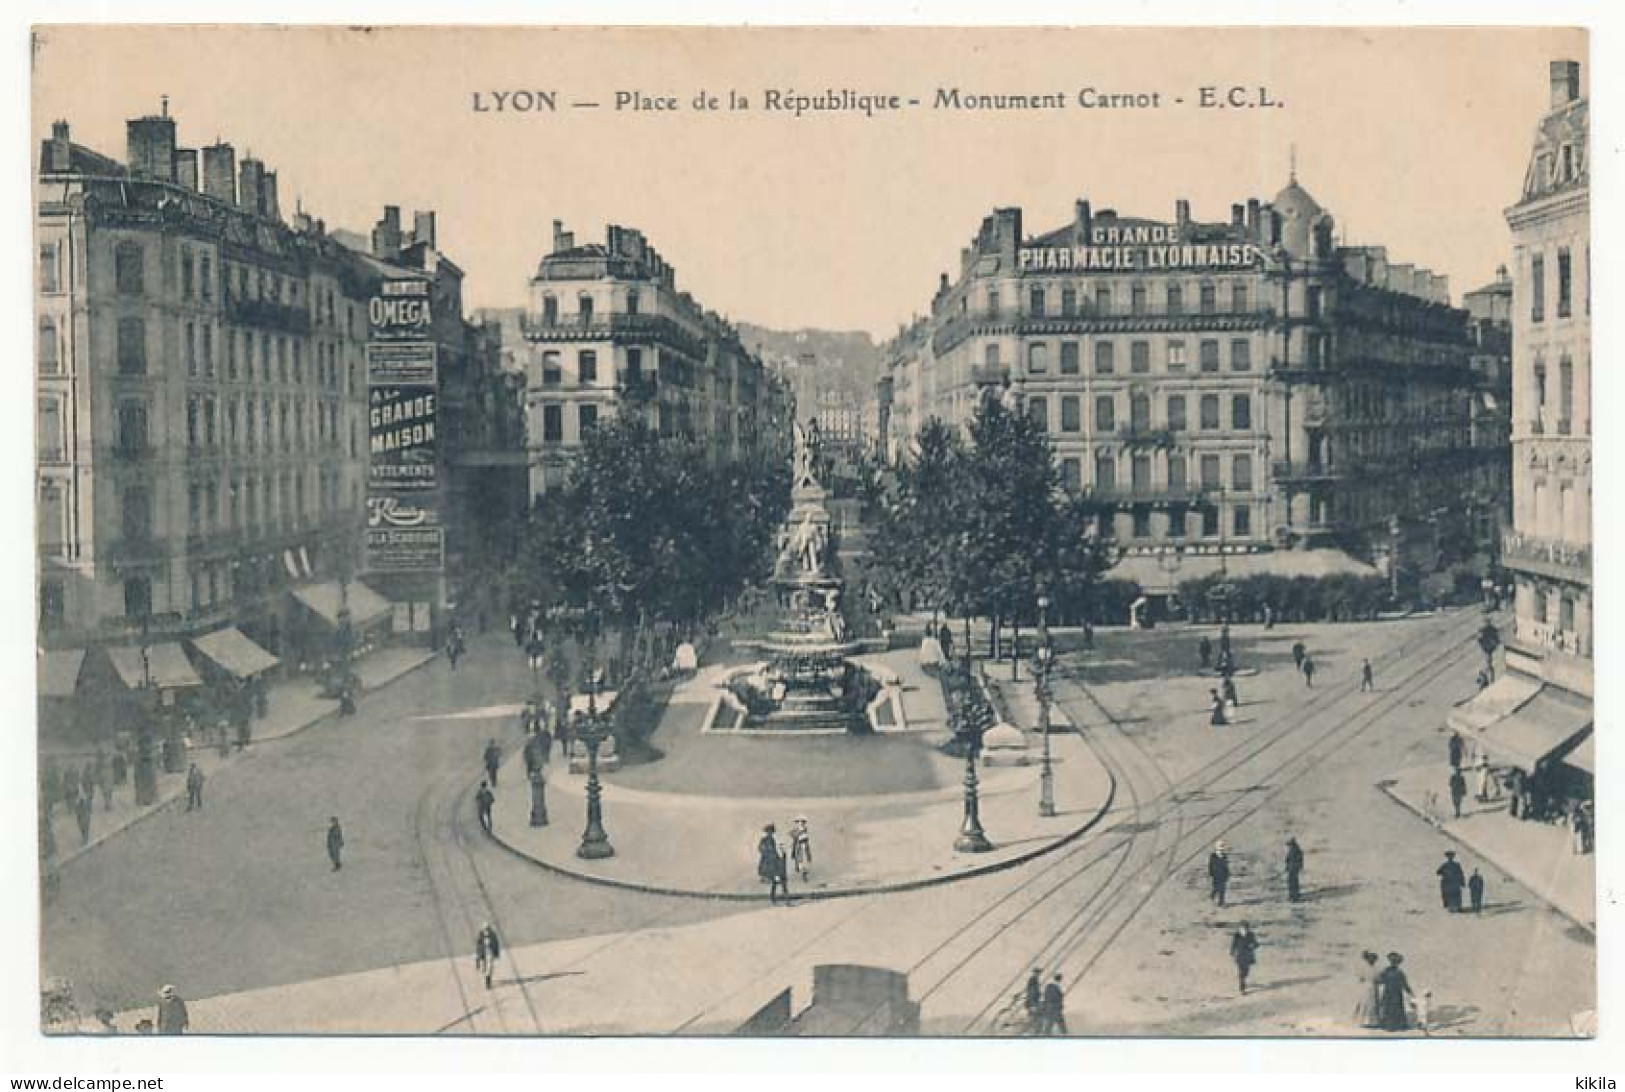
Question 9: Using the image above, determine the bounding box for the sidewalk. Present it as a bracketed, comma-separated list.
[1380, 762, 1595, 930]
[42, 644, 439, 869]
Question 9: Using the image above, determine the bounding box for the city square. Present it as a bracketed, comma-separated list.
[30, 27, 1593, 1040]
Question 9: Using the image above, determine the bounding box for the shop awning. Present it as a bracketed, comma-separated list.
[38, 649, 86, 699]
[1475, 688, 1592, 772]
[189, 626, 280, 679]
[1562, 732, 1595, 776]
[292, 580, 392, 628]
[1447, 674, 1543, 735]
[107, 643, 203, 690]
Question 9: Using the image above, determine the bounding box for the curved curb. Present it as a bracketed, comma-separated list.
[484, 740, 1118, 903]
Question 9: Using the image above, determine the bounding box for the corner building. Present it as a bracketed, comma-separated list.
[897, 179, 1502, 593]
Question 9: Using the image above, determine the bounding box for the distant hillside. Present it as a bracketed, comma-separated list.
[737, 323, 884, 409]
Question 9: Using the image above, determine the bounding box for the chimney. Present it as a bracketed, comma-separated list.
[1074, 198, 1093, 243]
[938, 272, 950, 294]
[552, 219, 567, 253]
[372, 205, 402, 259]
[47, 120, 72, 173]
[262, 170, 280, 221]
[1175, 199, 1191, 231]
[1550, 60, 1581, 109]
[1246, 198, 1261, 236]
[238, 157, 266, 217]
[202, 143, 236, 203]
[1231, 203, 1246, 228]
[126, 114, 178, 181]
[174, 148, 198, 191]
[412, 210, 437, 250]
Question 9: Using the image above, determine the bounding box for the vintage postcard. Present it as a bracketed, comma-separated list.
[29, 24, 1594, 1040]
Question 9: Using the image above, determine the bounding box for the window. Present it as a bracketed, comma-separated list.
[115, 242, 144, 295]
[292, 341, 303, 384]
[260, 335, 270, 381]
[117, 401, 149, 453]
[1200, 394, 1220, 430]
[986, 287, 1000, 316]
[579, 404, 599, 433]
[187, 397, 200, 449]
[181, 250, 194, 299]
[1560, 593, 1576, 634]
[38, 400, 63, 461]
[626, 289, 640, 316]
[1559, 357, 1573, 432]
[1029, 286, 1046, 317]
[1305, 285, 1322, 322]
[1027, 397, 1048, 430]
[1094, 284, 1111, 315]
[1305, 331, 1323, 368]
[1232, 283, 1248, 312]
[542, 295, 558, 324]
[1533, 585, 1549, 624]
[1558, 247, 1572, 318]
[542, 403, 563, 443]
[1131, 341, 1150, 374]
[1028, 343, 1049, 373]
[1081, 341, 1109, 376]
[579, 350, 598, 384]
[1201, 505, 1220, 538]
[1200, 283, 1217, 314]
[1199, 340, 1220, 373]
[984, 343, 1001, 368]
[1060, 457, 1082, 491]
[227, 331, 238, 381]
[204, 397, 217, 448]
[626, 347, 644, 381]
[1094, 396, 1115, 432]
[116, 318, 146, 377]
[39, 244, 60, 293]
[185, 323, 198, 377]
[578, 294, 595, 325]
[121, 485, 152, 541]
[1232, 453, 1254, 491]
[1060, 396, 1081, 432]
[1232, 394, 1252, 430]
[1230, 338, 1251, 371]
[38, 319, 59, 373]
[1167, 283, 1183, 315]
[227, 400, 239, 449]
[1094, 453, 1116, 491]
[541, 351, 562, 386]
[1168, 454, 1187, 491]
[1133, 508, 1152, 538]
[1131, 454, 1151, 492]
[1166, 340, 1186, 372]
[203, 326, 215, 377]
[1060, 342, 1080, 375]
[1131, 284, 1147, 315]
[1131, 393, 1151, 431]
[1060, 287, 1077, 316]
[1200, 454, 1221, 489]
[123, 575, 152, 621]
[1167, 395, 1187, 431]
[1533, 360, 1547, 427]
[1233, 505, 1252, 537]
[1531, 252, 1545, 323]
[277, 338, 288, 383]
[200, 256, 212, 301]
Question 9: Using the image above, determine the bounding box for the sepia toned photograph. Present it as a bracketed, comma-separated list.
[28, 24, 1594, 1040]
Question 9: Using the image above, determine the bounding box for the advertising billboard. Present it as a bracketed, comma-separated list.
[368, 385, 438, 491]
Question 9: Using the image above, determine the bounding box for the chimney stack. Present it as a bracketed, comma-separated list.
[1246, 198, 1260, 236]
[372, 205, 402, 259]
[262, 170, 280, 221]
[412, 210, 437, 250]
[552, 219, 567, 253]
[126, 113, 178, 181]
[1074, 198, 1093, 243]
[47, 120, 72, 173]
[1175, 199, 1191, 231]
[1231, 203, 1246, 228]
[238, 157, 266, 217]
[174, 148, 199, 191]
[1550, 60, 1581, 109]
[202, 143, 236, 203]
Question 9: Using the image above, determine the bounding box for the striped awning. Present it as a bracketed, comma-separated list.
[291, 580, 392, 628]
[107, 642, 203, 690]
[38, 649, 86, 699]
[190, 626, 280, 679]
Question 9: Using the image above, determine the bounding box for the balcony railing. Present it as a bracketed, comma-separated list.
[1501, 531, 1589, 582]
[1117, 426, 1177, 448]
[225, 295, 313, 335]
[1271, 460, 1342, 483]
[1086, 484, 1205, 505]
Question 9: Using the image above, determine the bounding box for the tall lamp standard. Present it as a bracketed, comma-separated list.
[953, 685, 994, 854]
[133, 614, 159, 806]
[574, 653, 615, 860]
[1035, 595, 1056, 818]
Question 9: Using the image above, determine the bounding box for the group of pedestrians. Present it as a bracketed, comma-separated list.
[1020, 969, 1067, 1034]
[1355, 950, 1429, 1033]
[1290, 641, 1318, 688]
[756, 818, 813, 904]
[1434, 849, 1489, 914]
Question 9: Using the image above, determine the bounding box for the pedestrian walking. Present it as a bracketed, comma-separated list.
[1229, 923, 1259, 994]
[185, 764, 205, 812]
[1209, 690, 1228, 728]
[155, 985, 189, 1035]
[1360, 659, 1374, 692]
[447, 626, 466, 671]
[1436, 850, 1465, 912]
[1023, 968, 1042, 1031]
[1571, 800, 1593, 855]
[1353, 950, 1381, 1029]
[474, 922, 502, 989]
[483, 738, 503, 787]
[790, 816, 813, 882]
[1291, 641, 1306, 670]
[1208, 840, 1231, 906]
[1374, 953, 1414, 1031]
[475, 780, 496, 833]
[1040, 973, 1067, 1035]
[326, 817, 345, 871]
[1301, 655, 1316, 688]
[74, 791, 92, 847]
[1263, 603, 1275, 629]
[1474, 753, 1493, 802]
[1468, 867, 1485, 913]
[1199, 636, 1213, 671]
[1284, 837, 1305, 902]
[1448, 769, 1468, 819]
[757, 824, 789, 904]
[1221, 676, 1239, 708]
[1448, 732, 1464, 770]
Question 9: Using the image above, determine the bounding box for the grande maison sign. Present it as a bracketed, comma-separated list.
[1018, 224, 1263, 273]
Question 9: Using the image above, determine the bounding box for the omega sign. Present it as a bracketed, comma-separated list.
[1019, 224, 1262, 273]
[369, 278, 433, 340]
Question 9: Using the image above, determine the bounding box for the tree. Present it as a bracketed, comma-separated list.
[869, 418, 968, 621]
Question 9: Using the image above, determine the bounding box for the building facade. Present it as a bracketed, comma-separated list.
[888, 179, 1505, 593]
[522, 222, 787, 496]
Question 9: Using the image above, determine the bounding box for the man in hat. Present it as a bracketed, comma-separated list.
[156, 985, 189, 1035]
[1229, 922, 1259, 994]
[1448, 767, 1468, 819]
[475, 780, 496, 833]
[474, 921, 502, 990]
[1360, 659, 1375, 692]
[790, 817, 813, 882]
[483, 738, 503, 788]
[1040, 973, 1067, 1035]
[1436, 850, 1466, 912]
[1023, 968, 1043, 1031]
[1448, 731, 1465, 771]
[326, 817, 345, 872]
[1468, 867, 1486, 913]
[1208, 841, 1232, 906]
[185, 763, 205, 812]
[757, 824, 789, 905]
[1284, 837, 1305, 903]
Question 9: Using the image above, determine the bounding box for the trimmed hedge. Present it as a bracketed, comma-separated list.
[1175, 572, 1391, 624]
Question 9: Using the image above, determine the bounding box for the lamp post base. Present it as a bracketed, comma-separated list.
[528, 774, 549, 828]
[576, 832, 615, 859]
[954, 829, 994, 854]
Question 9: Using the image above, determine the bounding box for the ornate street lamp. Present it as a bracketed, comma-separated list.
[1035, 595, 1056, 818]
[953, 686, 994, 853]
[133, 615, 158, 806]
[524, 731, 551, 828]
[574, 660, 615, 860]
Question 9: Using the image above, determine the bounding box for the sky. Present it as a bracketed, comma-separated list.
[32, 25, 1586, 339]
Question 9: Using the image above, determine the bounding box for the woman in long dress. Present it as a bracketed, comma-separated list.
[1353, 950, 1381, 1028]
[1375, 952, 1414, 1032]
